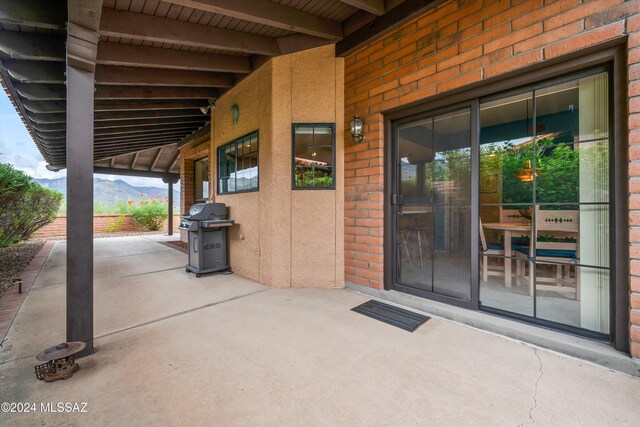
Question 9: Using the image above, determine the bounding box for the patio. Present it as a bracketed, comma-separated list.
[1, 236, 639, 425]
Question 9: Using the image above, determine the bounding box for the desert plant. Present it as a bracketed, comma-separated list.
[0, 163, 63, 247]
[104, 215, 125, 233]
[129, 196, 168, 231]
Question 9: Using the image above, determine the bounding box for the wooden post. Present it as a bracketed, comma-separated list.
[66, 0, 103, 357]
[163, 176, 179, 236]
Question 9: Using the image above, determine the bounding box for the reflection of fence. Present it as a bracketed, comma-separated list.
[34, 214, 182, 237]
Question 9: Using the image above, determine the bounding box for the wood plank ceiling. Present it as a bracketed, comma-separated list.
[0, 0, 433, 175]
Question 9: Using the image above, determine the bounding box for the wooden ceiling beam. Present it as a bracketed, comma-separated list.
[22, 100, 66, 113]
[0, 32, 65, 61]
[150, 147, 164, 171]
[3, 59, 65, 83]
[94, 109, 204, 121]
[14, 83, 65, 100]
[95, 130, 193, 143]
[336, 0, 442, 57]
[95, 65, 234, 88]
[94, 99, 207, 111]
[28, 112, 66, 124]
[97, 42, 251, 74]
[95, 124, 201, 136]
[99, 8, 281, 56]
[95, 85, 219, 100]
[94, 116, 207, 129]
[338, 0, 385, 16]
[168, 0, 342, 40]
[0, 0, 66, 30]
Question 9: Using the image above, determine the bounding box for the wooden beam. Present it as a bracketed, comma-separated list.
[94, 99, 206, 111]
[95, 85, 219, 100]
[169, 151, 180, 171]
[3, 59, 65, 83]
[109, 157, 115, 167]
[95, 124, 200, 136]
[130, 151, 139, 169]
[168, 0, 342, 40]
[338, 0, 385, 16]
[31, 122, 66, 132]
[0, 0, 66, 30]
[94, 140, 181, 158]
[97, 42, 251, 73]
[28, 112, 66, 123]
[99, 8, 281, 56]
[95, 130, 192, 143]
[22, 100, 66, 113]
[0, 32, 64, 61]
[336, 0, 443, 57]
[14, 83, 65, 100]
[150, 147, 164, 171]
[95, 65, 234, 87]
[277, 34, 334, 55]
[94, 116, 207, 129]
[94, 109, 203, 121]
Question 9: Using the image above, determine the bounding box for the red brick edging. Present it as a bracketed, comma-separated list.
[0, 241, 55, 343]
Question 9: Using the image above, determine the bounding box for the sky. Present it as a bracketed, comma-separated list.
[0, 91, 168, 188]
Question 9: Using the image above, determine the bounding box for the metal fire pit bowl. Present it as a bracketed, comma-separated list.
[34, 342, 86, 382]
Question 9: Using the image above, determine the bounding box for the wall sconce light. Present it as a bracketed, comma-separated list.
[350, 113, 365, 143]
[231, 105, 239, 125]
[199, 102, 215, 115]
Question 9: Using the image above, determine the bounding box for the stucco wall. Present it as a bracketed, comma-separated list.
[211, 45, 344, 288]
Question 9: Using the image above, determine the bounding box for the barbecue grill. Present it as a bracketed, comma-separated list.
[178, 202, 234, 277]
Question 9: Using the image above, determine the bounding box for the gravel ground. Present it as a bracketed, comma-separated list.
[0, 240, 45, 300]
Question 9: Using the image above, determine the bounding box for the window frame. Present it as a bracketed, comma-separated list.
[216, 130, 259, 195]
[291, 123, 336, 190]
[193, 155, 209, 203]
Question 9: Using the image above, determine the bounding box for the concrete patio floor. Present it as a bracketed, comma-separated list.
[1, 236, 639, 426]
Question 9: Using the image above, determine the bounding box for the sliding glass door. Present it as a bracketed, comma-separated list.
[479, 70, 611, 337]
[390, 66, 613, 338]
[393, 107, 472, 302]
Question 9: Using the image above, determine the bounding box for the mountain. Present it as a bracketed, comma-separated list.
[35, 177, 180, 207]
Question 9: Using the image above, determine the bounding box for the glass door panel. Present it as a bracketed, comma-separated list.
[479, 71, 611, 336]
[395, 108, 471, 301]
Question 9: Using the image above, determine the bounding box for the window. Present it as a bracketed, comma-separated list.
[292, 124, 335, 189]
[217, 131, 259, 194]
[194, 156, 209, 202]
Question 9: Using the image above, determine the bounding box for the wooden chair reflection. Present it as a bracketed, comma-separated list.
[479, 218, 505, 282]
[515, 207, 579, 299]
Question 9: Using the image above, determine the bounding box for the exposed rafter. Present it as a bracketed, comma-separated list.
[0, 0, 66, 30]
[99, 8, 281, 56]
[94, 99, 208, 111]
[169, 0, 342, 40]
[338, 0, 385, 16]
[94, 85, 219, 100]
[93, 117, 207, 129]
[0, 32, 64, 61]
[95, 65, 234, 88]
[94, 109, 203, 121]
[3, 60, 65, 83]
[96, 42, 252, 73]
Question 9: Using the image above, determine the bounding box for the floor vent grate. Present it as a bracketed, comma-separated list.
[351, 300, 430, 332]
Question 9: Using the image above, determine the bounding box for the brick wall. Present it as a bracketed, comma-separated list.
[343, 0, 640, 356]
[33, 214, 182, 238]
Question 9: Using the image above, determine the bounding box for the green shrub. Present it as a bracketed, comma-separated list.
[0, 163, 63, 247]
[129, 197, 168, 231]
[104, 215, 125, 233]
